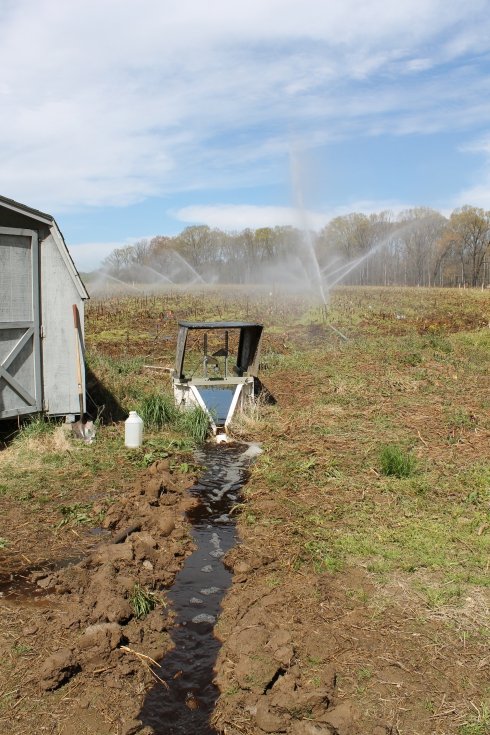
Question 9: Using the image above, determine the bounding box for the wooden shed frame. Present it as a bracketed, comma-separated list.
[0, 196, 89, 420]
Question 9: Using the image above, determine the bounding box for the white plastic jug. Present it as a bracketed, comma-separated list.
[125, 411, 143, 447]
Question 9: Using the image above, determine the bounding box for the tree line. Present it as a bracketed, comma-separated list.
[100, 205, 490, 288]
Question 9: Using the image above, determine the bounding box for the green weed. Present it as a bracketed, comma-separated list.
[17, 415, 56, 440]
[129, 584, 165, 619]
[12, 643, 30, 656]
[178, 405, 210, 444]
[459, 702, 490, 735]
[357, 667, 371, 681]
[379, 444, 416, 478]
[167, 438, 195, 451]
[139, 391, 177, 428]
[400, 352, 422, 366]
[445, 407, 476, 429]
[57, 503, 93, 528]
[426, 333, 453, 353]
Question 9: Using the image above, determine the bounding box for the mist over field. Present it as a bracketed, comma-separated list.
[92, 205, 490, 291]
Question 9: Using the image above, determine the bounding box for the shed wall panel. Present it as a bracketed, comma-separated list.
[0, 329, 35, 412]
[40, 234, 84, 415]
[0, 235, 33, 321]
[0, 233, 39, 415]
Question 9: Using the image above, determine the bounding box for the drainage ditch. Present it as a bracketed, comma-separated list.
[139, 443, 253, 734]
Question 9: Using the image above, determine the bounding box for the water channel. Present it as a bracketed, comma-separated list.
[139, 443, 253, 734]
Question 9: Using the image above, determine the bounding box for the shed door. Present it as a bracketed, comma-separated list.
[0, 228, 42, 418]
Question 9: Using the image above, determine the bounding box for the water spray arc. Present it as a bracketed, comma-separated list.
[170, 250, 207, 285]
[139, 264, 175, 285]
[322, 257, 366, 282]
[96, 270, 143, 292]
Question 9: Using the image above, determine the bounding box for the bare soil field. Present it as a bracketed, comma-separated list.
[2, 286, 490, 735]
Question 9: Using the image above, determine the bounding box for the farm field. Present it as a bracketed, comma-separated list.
[1, 285, 490, 734]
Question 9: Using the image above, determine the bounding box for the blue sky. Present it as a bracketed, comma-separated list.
[2, 0, 490, 270]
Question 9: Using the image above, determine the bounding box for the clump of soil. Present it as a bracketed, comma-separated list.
[0, 460, 198, 734]
[212, 547, 364, 735]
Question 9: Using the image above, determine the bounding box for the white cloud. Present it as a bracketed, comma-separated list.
[67, 242, 125, 272]
[67, 237, 158, 272]
[406, 58, 433, 72]
[0, 0, 489, 211]
[174, 200, 414, 230]
[454, 134, 490, 209]
[174, 204, 327, 230]
[457, 182, 490, 210]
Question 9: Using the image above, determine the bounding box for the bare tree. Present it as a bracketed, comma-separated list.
[445, 206, 490, 286]
[130, 238, 151, 266]
[397, 208, 447, 286]
[95, 204, 490, 288]
[101, 245, 134, 276]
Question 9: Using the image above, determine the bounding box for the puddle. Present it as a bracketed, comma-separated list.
[139, 444, 251, 734]
[0, 554, 85, 607]
[0, 529, 111, 606]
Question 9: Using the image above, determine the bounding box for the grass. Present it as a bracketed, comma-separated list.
[73, 287, 490, 732]
[129, 584, 165, 619]
[459, 702, 490, 734]
[178, 405, 211, 444]
[139, 391, 177, 428]
[17, 415, 58, 439]
[234, 315, 490, 587]
[57, 503, 93, 528]
[138, 392, 211, 443]
[379, 444, 417, 478]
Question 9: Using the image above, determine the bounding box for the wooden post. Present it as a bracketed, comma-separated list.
[72, 305, 84, 418]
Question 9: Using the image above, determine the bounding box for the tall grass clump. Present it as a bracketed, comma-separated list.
[379, 444, 416, 478]
[139, 392, 177, 428]
[18, 415, 57, 439]
[179, 405, 210, 444]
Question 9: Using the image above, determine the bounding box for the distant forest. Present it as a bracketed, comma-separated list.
[99, 205, 490, 288]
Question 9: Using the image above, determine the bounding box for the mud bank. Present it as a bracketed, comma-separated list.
[212, 548, 363, 735]
[0, 459, 199, 735]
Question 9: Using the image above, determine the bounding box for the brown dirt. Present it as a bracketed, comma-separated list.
[210, 323, 490, 733]
[0, 460, 198, 734]
[213, 538, 490, 735]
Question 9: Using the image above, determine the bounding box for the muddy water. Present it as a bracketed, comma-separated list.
[139, 444, 250, 735]
[0, 555, 83, 607]
[0, 529, 111, 606]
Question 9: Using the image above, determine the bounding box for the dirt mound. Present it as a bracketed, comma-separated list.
[2, 460, 198, 733]
[213, 559, 362, 735]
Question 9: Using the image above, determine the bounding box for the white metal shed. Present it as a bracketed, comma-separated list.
[0, 195, 89, 420]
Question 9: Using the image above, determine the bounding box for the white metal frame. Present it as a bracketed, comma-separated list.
[172, 376, 254, 440]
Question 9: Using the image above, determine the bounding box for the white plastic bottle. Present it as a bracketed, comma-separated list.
[125, 411, 143, 447]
